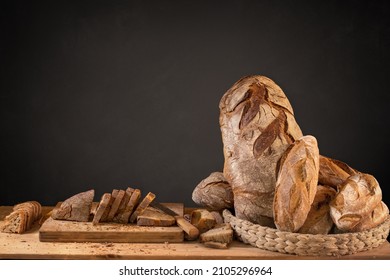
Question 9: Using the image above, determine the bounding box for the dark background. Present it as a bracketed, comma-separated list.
[1, 0, 389, 209]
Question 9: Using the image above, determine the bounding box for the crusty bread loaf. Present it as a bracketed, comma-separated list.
[273, 135, 320, 232]
[192, 172, 233, 211]
[318, 156, 356, 188]
[52, 189, 94, 222]
[330, 173, 387, 232]
[219, 76, 303, 225]
[191, 209, 216, 233]
[298, 185, 336, 234]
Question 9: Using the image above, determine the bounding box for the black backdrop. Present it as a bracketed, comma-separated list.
[1, 0, 389, 210]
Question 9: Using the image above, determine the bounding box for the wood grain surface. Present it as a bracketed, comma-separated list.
[0, 206, 389, 260]
[39, 203, 184, 243]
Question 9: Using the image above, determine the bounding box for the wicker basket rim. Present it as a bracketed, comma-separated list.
[222, 209, 390, 238]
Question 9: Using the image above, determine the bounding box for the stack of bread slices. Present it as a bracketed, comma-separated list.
[51, 188, 168, 226]
[1, 201, 42, 234]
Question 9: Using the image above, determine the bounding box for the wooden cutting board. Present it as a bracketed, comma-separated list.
[39, 203, 184, 243]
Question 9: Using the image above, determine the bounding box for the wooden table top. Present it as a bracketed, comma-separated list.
[0, 206, 389, 260]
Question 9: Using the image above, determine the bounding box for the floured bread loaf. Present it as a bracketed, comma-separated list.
[298, 185, 336, 234]
[192, 172, 233, 211]
[330, 173, 388, 232]
[273, 135, 320, 232]
[219, 75, 303, 225]
[52, 189, 94, 222]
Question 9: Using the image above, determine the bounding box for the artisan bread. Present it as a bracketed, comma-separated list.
[92, 193, 111, 225]
[219, 75, 303, 225]
[273, 135, 320, 232]
[115, 188, 141, 224]
[129, 192, 156, 223]
[52, 189, 94, 222]
[298, 185, 336, 234]
[2, 201, 42, 233]
[106, 189, 125, 222]
[137, 206, 175, 226]
[330, 173, 387, 232]
[192, 172, 233, 211]
[318, 156, 356, 188]
[191, 209, 216, 233]
[113, 187, 134, 223]
[100, 189, 119, 222]
[199, 223, 233, 248]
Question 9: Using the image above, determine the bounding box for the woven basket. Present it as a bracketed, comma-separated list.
[223, 209, 390, 256]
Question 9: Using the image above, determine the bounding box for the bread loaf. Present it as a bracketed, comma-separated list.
[219, 75, 303, 225]
[115, 188, 141, 224]
[298, 185, 336, 234]
[192, 172, 233, 211]
[318, 156, 356, 188]
[330, 173, 387, 232]
[273, 135, 320, 232]
[52, 190, 94, 222]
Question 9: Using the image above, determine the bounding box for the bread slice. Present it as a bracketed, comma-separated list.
[51, 189, 94, 222]
[106, 189, 125, 222]
[115, 189, 141, 224]
[112, 187, 134, 223]
[92, 193, 111, 225]
[100, 189, 118, 222]
[1, 209, 28, 234]
[199, 223, 233, 244]
[14, 203, 34, 229]
[191, 209, 216, 233]
[129, 192, 156, 223]
[137, 206, 175, 226]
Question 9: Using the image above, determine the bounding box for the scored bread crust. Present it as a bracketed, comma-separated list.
[219, 75, 303, 225]
[192, 172, 233, 211]
[273, 135, 320, 232]
[330, 173, 386, 232]
[318, 156, 357, 188]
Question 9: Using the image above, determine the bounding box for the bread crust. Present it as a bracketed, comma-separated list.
[192, 172, 233, 211]
[330, 173, 387, 232]
[273, 135, 320, 232]
[219, 76, 303, 225]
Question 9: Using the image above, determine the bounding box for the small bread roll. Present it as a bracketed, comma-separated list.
[330, 173, 386, 232]
[192, 172, 233, 211]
